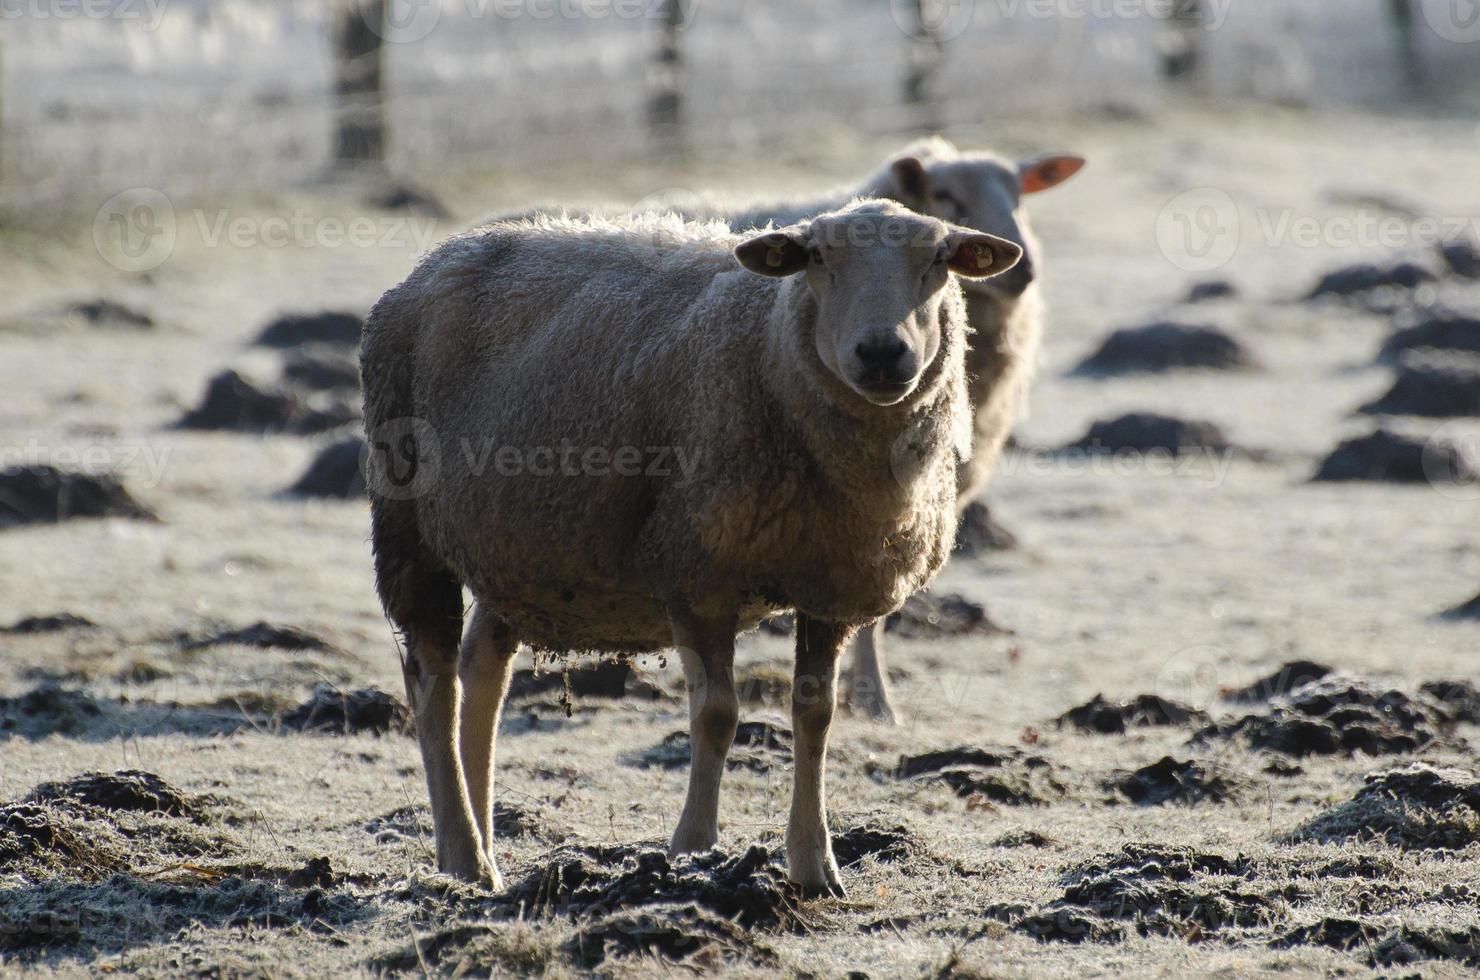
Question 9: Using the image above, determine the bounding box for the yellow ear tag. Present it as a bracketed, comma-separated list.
[765, 242, 786, 268]
[971, 243, 993, 270]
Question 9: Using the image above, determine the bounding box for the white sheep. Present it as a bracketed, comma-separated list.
[360, 200, 1022, 894]
[505, 138, 1085, 723]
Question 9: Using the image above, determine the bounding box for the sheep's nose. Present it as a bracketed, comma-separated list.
[854, 338, 910, 379]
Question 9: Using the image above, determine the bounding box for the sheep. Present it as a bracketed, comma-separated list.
[360, 200, 1022, 894]
[502, 137, 1085, 723]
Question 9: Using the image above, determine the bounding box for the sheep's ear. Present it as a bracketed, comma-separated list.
[1019, 153, 1085, 195]
[944, 230, 1022, 279]
[889, 156, 929, 205]
[735, 230, 809, 277]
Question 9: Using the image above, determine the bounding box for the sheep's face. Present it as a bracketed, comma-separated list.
[736, 203, 1021, 407]
[886, 150, 1084, 299]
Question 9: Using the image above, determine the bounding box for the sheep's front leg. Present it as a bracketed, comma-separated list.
[402, 624, 493, 886]
[669, 610, 739, 855]
[847, 619, 902, 724]
[790, 614, 852, 897]
[457, 604, 519, 889]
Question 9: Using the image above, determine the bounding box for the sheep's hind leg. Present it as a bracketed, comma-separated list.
[846, 619, 902, 724]
[668, 610, 739, 855]
[789, 614, 852, 898]
[458, 603, 519, 888]
[398, 574, 492, 886]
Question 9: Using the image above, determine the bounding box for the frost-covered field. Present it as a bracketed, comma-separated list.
[2, 6, 1480, 974]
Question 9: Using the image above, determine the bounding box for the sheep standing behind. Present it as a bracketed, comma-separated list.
[361, 201, 1022, 894]
[499, 137, 1084, 722]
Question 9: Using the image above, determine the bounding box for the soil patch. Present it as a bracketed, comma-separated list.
[288, 437, 367, 498]
[67, 299, 153, 330]
[181, 621, 339, 653]
[1108, 756, 1240, 805]
[1379, 312, 1480, 362]
[1311, 428, 1476, 484]
[1057, 693, 1210, 734]
[1289, 764, 1480, 850]
[253, 311, 364, 348]
[1071, 322, 1256, 376]
[1, 613, 96, 634]
[886, 592, 1005, 639]
[952, 500, 1018, 556]
[1064, 413, 1234, 455]
[175, 369, 357, 435]
[281, 346, 360, 392]
[0, 465, 156, 528]
[1360, 356, 1480, 417]
[896, 746, 1066, 806]
[1306, 261, 1436, 300]
[633, 720, 793, 773]
[1222, 660, 1333, 703]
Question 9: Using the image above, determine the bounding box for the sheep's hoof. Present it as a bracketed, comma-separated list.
[795, 877, 848, 901]
[848, 685, 904, 726]
[441, 854, 499, 890]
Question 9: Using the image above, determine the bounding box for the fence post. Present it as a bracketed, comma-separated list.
[1160, 0, 1205, 85]
[334, 0, 387, 167]
[648, 0, 685, 154]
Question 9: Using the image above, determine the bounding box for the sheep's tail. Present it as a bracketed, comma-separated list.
[360, 284, 463, 654]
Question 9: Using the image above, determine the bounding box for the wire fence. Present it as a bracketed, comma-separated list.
[2, 0, 1478, 212]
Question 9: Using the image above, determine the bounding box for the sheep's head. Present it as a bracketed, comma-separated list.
[885, 146, 1084, 298]
[736, 200, 1021, 407]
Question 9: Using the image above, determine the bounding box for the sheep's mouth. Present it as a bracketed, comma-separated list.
[853, 378, 918, 406]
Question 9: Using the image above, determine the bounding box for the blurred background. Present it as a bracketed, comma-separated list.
[5, 0, 1480, 213]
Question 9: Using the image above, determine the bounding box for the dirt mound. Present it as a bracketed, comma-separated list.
[0, 685, 107, 739]
[1222, 660, 1333, 703]
[734, 662, 791, 706]
[952, 500, 1017, 556]
[1440, 238, 1480, 278]
[502, 843, 804, 930]
[1275, 916, 1383, 951]
[176, 369, 358, 435]
[0, 465, 157, 528]
[1065, 413, 1234, 455]
[0, 802, 126, 875]
[1199, 677, 1452, 757]
[281, 346, 360, 392]
[253, 311, 364, 348]
[1360, 356, 1480, 417]
[1369, 925, 1480, 969]
[1311, 428, 1477, 483]
[2, 612, 96, 634]
[1014, 909, 1126, 944]
[1047, 843, 1275, 937]
[66, 298, 153, 330]
[1289, 764, 1480, 850]
[287, 437, 367, 498]
[830, 820, 925, 867]
[0, 684, 253, 741]
[1057, 693, 1210, 733]
[1108, 757, 1240, 805]
[182, 621, 339, 652]
[565, 902, 778, 968]
[507, 658, 666, 706]
[365, 182, 450, 219]
[278, 684, 409, 735]
[1444, 591, 1480, 620]
[366, 800, 547, 844]
[1421, 680, 1480, 724]
[27, 771, 203, 819]
[1186, 280, 1237, 303]
[1306, 260, 1437, 300]
[885, 592, 1005, 639]
[896, 746, 1066, 806]
[1071, 322, 1256, 376]
[1379, 313, 1480, 362]
[633, 720, 793, 772]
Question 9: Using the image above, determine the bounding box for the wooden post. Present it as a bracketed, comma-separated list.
[334, 0, 387, 166]
[903, 0, 945, 116]
[648, 0, 685, 153]
[1160, 0, 1205, 85]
